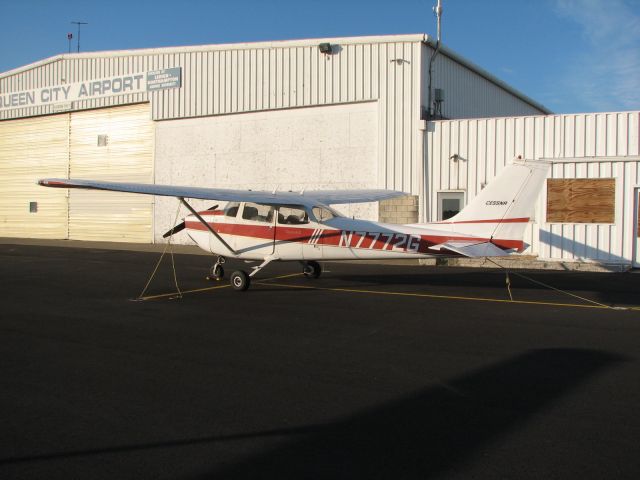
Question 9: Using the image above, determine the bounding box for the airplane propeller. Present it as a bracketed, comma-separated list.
[162, 204, 218, 238]
[162, 221, 186, 238]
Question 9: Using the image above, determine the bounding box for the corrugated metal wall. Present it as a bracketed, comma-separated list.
[68, 104, 154, 242]
[0, 57, 149, 119]
[0, 115, 69, 238]
[0, 104, 153, 242]
[1, 35, 547, 198]
[427, 111, 640, 264]
[426, 46, 545, 119]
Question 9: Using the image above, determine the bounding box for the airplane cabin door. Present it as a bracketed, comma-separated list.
[233, 202, 276, 259]
[273, 206, 307, 259]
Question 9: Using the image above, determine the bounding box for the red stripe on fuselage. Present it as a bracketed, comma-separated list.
[185, 221, 525, 253]
[435, 217, 529, 224]
[196, 210, 223, 216]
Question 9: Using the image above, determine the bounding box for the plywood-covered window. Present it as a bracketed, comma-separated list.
[547, 179, 615, 223]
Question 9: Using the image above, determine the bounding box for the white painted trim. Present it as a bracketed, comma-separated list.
[541, 156, 640, 163]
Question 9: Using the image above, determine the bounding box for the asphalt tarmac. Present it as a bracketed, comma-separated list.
[1, 242, 639, 479]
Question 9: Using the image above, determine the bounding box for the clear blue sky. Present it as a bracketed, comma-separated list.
[1, 0, 638, 114]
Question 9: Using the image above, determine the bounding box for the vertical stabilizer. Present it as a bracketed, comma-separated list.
[425, 159, 550, 247]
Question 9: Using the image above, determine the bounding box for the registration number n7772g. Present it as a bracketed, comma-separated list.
[338, 231, 421, 252]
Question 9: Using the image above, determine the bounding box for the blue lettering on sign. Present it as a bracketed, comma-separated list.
[1, 92, 37, 107]
[1, 72, 147, 111]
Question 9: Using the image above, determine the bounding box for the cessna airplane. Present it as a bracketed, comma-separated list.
[39, 159, 550, 291]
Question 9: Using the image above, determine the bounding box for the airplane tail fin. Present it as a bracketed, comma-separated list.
[427, 159, 550, 250]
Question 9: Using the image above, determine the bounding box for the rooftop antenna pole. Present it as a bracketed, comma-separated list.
[435, 0, 442, 43]
[71, 21, 88, 53]
[67, 33, 73, 54]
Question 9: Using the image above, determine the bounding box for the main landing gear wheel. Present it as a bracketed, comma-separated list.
[230, 270, 251, 291]
[303, 261, 322, 279]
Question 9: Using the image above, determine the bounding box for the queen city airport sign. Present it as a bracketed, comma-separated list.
[0, 67, 182, 111]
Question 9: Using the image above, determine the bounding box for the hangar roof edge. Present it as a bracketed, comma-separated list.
[0, 32, 550, 114]
[0, 33, 427, 79]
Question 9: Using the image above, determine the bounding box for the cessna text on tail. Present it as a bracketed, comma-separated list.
[39, 159, 550, 291]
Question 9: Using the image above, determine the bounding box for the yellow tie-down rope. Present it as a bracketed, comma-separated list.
[135, 200, 183, 301]
[485, 257, 631, 311]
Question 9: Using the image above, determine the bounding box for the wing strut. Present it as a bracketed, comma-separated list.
[179, 197, 236, 255]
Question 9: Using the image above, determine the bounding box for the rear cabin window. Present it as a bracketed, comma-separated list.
[242, 202, 275, 223]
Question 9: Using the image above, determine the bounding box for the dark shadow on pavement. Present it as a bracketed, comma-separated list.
[1, 349, 620, 478]
[202, 348, 623, 479]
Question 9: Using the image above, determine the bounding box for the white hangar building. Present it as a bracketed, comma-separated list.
[1, 34, 638, 267]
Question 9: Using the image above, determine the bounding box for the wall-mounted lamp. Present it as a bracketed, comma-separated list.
[318, 43, 333, 54]
[450, 154, 464, 162]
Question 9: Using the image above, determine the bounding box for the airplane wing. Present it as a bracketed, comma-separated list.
[431, 240, 511, 257]
[38, 178, 406, 207]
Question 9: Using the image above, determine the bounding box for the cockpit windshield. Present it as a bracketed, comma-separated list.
[224, 201, 240, 217]
[312, 206, 343, 223]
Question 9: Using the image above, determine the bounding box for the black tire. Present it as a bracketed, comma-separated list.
[303, 261, 322, 279]
[230, 270, 251, 291]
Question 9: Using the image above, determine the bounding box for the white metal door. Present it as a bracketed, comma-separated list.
[69, 104, 153, 243]
[634, 188, 640, 268]
[0, 114, 69, 239]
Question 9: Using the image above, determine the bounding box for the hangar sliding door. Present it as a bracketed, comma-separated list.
[69, 104, 153, 243]
[0, 114, 69, 239]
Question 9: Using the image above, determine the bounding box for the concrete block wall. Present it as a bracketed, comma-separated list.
[154, 102, 379, 243]
[379, 195, 419, 224]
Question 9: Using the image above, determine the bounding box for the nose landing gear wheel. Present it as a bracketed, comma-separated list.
[206, 264, 224, 281]
[206, 257, 226, 281]
[230, 270, 250, 291]
[303, 261, 322, 279]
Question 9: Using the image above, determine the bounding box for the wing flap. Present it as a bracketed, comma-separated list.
[38, 178, 405, 207]
[431, 240, 510, 257]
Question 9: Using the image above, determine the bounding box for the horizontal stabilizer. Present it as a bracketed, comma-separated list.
[432, 241, 510, 257]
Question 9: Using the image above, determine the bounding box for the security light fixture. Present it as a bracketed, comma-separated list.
[318, 43, 333, 54]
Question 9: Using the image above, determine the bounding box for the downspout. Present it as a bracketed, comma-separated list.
[423, 0, 443, 222]
[427, 0, 443, 120]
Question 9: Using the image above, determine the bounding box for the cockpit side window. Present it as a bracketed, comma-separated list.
[242, 202, 275, 223]
[224, 201, 240, 218]
[277, 206, 309, 225]
[312, 206, 337, 223]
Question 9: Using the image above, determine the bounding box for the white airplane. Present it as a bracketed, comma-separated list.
[39, 159, 550, 291]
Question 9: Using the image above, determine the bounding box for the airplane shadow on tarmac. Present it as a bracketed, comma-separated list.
[204, 348, 622, 479]
[0, 349, 622, 479]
